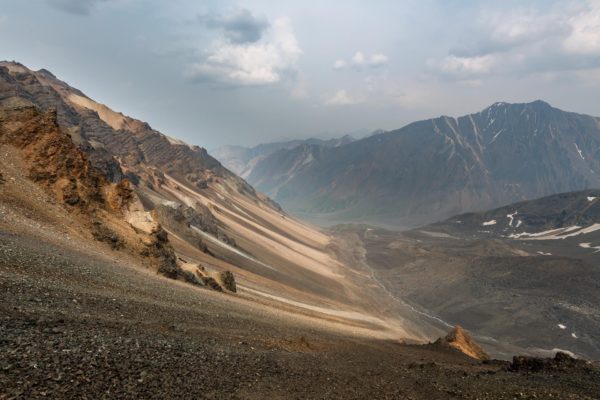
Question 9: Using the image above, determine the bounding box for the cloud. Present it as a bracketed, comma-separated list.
[333, 60, 347, 69]
[333, 51, 388, 70]
[198, 8, 270, 44]
[430, 1, 600, 81]
[324, 89, 364, 106]
[435, 54, 495, 77]
[46, 0, 112, 15]
[188, 17, 302, 87]
[563, 1, 600, 55]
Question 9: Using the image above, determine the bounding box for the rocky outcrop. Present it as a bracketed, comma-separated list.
[435, 325, 490, 360]
[509, 352, 590, 373]
[0, 106, 106, 208]
[215, 271, 236, 292]
[153, 202, 236, 249]
[0, 62, 246, 295]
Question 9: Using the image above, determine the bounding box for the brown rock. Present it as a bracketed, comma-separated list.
[435, 325, 490, 360]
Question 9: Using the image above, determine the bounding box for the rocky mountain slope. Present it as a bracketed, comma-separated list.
[212, 135, 354, 178]
[240, 101, 600, 228]
[431, 189, 600, 241]
[348, 190, 600, 360]
[2, 61, 600, 398]
[0, 61, 446, 343]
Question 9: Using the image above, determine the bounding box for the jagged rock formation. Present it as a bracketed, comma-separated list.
[435, 325, 490, 360]
[0, 88, 201, 287]
[215, 270, 236, 292]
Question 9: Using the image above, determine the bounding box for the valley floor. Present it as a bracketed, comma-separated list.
[1, 231, 599, 399]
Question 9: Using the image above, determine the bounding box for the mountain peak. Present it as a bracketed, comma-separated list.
[485, 99, 553, 112]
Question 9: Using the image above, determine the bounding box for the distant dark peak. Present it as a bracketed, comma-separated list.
[369, 129, 386, 136]
[486, 100, 553, 110]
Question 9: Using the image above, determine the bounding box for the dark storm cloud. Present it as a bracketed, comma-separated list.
[198, 8, 270, 44]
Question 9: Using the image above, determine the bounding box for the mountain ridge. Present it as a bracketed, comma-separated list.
[236, 99, 600, 228]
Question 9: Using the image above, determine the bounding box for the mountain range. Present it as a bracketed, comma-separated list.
[221, 101, 600, 229]
[2, 61, 600, 398]
[212, 135, 354, 178]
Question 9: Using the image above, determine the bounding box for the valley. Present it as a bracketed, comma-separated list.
[1, 61, 600, 399]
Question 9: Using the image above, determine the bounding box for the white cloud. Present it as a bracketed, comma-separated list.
[436, 54, 495, 76]
[484, 9, 567, 48]
[324, 90, 364, 106]
[188, 17, 302, 86]
[429, 1, 600, 81]
[333, 59, 347, 69]
[369, 53, 389, 67]
[563, 1, 600, 55]
[333, 51, 389, 70]
[352, 51, 366, 65]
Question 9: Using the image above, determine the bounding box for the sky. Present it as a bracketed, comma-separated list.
[1, 0, 600, 149]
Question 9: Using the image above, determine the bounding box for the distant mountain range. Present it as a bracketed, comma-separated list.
[220, 101, 600, 228]
[211, 135, 354, 178]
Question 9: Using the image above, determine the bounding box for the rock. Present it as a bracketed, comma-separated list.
[434, 325, 489, 360]
[215, 271, 236, 292]
[91, 221, 124, 250]
[200, 276, 223, 292]
[509, 351, 587, 373]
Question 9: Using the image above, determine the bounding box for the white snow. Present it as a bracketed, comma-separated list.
[588, 196, 597, 202]
[482, 219, 497, 226]
[579, 242, 600, 252]
[558, 324, 567, 330]
[572, 333, 578, 339]
[537, 251, 552, 256]
[516, 220, 523, 228]
[509, 224, 600, 240]
[506, 211, 518, 227]
[489, 128, 505, 144]
[574, 143, 585, 160]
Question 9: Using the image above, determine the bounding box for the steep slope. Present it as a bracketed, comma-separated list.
[211, 135, 354, 178]
[0, 99, 202, 285]
[0, 61, 446, 343]
[243, 101, 600, 228]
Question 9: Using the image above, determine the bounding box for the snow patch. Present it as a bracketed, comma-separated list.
[537, 251, 552, 256]
[588, 196, 597, 202]
[506, 211, 518, 227]
[509, 224, 600, 240]
[572, 333, 578, 339]
[574, 143, 585, 160]
[482, 219, 497, 226]
[489, 128, 505, 144]
[516, 219, 523, 228]
[558, 324, 567, 330]
[579, 242, 600, 252]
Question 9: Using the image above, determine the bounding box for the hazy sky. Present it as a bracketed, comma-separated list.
[1, 0, 600, 149]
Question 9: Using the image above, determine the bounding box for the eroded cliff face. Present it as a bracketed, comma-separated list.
[0, 101, 196, 286]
